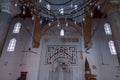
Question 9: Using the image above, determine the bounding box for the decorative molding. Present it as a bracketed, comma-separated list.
[61, 38, 79, 42]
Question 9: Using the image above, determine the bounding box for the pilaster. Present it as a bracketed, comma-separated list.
[102, 0, 120, 64]
[0, 0, 20, 56]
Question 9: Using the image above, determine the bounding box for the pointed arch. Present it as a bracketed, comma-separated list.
[51, 60, 73, 80]
[42, 20, 82, 35]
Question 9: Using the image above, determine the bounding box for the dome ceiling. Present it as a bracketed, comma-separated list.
[43, 0, 72, 5]
[38, 0, 97, 23]
[15, 0, 101, 23]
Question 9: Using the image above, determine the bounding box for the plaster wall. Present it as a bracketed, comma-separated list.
[0, 18, 120, 80]
[85, 19, 120, 80]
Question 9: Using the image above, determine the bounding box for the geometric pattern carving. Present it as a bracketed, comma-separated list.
[46, 45, 77, 65]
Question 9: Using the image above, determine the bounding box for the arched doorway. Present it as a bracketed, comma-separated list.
[51, 58, 73, 80]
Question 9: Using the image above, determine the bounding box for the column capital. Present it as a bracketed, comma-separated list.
[101, 0, 120, 15]
[0, 1, 21, 16]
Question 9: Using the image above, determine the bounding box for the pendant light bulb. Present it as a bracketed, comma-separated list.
[83, 17, 85, 21]
[66, 22, 68, 27]
[23, 11, 26, 15]
[14, 3, 18, 7]
[48, 22, 51, 26]
[74, 21, 77, 24]
[40, 20, 42, 24]
[46, 4, 51, 10]
[32, 16, 35, 20]
[90, 12, 93, 17]
[97, 5, 100, 10]
[74, 5, 78, 10]
[39, 0, 42, 2]
[57, 23, 60, 27]
[70, 4, 73, 8]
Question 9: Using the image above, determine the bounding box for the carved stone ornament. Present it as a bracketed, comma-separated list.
[46, 45, 77, 65]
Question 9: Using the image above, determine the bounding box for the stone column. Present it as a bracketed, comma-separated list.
[102, 0, 120, 63]
[0, 0, 20, 56]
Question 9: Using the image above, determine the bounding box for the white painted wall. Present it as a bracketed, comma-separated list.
[0, 18, 120, 80]
[37, 35, 84, 80]
[85, 19, 120, 80]
[0, 18, 40, 80]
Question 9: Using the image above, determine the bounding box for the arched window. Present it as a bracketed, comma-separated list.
[109, 40, 117, 55]
[60, 29, 64, 36]
[104, 23, 112, 35]
[13, 22, 21, 33]
[7, 38, 16, 52]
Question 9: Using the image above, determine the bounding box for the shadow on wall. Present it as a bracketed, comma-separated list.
[17, 72, 27, 80]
